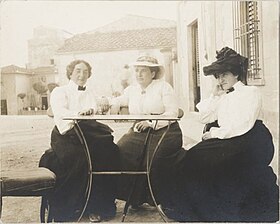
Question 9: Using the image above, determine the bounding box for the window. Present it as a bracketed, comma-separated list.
[233, 1, 264, 85]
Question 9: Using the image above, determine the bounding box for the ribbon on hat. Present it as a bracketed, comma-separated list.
[136, 56, 159, 64]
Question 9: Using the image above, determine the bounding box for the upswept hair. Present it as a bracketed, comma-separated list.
[66, 60, 92, 80]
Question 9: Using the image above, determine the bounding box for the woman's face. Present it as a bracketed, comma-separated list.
[70, 63, 90, 86]
[216, 71, 238, 90]
[134, 66, 155, 88]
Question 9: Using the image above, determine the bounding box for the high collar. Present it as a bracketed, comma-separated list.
[232, 81, 244, 90]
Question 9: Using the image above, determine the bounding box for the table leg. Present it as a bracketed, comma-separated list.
[146, 121, 171, 222]
[121, 127, 152, 222]
[73, 121, 93, 222]
[73, 119, 171, 222]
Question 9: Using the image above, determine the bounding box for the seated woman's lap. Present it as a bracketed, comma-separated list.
[116, 122, 183, 203]
[161, 120, 278, 222]
[117, 122, 183, 170]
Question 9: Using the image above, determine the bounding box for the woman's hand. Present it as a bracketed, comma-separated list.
[202, 131, 212, 140]
[97, 97, 110, 114]
[134, 121, 151, 132]
[213, 84, 226, 96]
[98, 103, 110, 115]
[78, 108, 94, 116]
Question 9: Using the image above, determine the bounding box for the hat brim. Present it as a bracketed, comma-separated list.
[130, 62, 164, 79]
[203, 63, 232, 76]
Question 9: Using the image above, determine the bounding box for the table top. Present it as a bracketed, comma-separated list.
[63, 114, 180, 121]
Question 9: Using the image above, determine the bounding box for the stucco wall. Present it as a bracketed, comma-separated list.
[15, 74, 31, 112]
[258, 1, 279, 137]
[2, 74, 17, 114]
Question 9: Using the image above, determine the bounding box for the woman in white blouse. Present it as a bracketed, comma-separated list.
[163, 47, 278, 222]
[112, 56, 183, 210]
[39, 60, 119, 222]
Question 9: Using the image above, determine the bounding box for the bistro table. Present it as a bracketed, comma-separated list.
[63, 114, 180, 222]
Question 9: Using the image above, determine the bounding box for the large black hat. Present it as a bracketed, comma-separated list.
[203, 47, 248, 84]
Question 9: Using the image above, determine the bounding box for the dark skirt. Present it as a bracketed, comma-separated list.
[116, 121, 183, 206]
[162, 120, 279, 222]
[39, 120, 120, 222]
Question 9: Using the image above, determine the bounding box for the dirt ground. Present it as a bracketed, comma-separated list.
[1, 119, 179, 223]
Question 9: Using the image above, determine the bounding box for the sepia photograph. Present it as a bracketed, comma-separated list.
[0, 0, 279, 223]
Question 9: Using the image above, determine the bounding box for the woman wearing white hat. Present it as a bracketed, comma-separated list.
[111, 55, 183, 210]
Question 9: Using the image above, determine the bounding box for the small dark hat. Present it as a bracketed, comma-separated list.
[203, 47, 248, 84]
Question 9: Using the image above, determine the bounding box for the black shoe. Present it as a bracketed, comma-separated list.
[89, 214, 102, 223]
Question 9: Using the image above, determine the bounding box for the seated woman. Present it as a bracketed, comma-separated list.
[161, 47, 279, 222]
[111, 55, 184, 210]
[39, 60, 119, 222]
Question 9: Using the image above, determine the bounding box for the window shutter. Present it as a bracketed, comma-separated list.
[233, 1, 264, 85]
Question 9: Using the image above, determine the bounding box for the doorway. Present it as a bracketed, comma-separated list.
[1, 99, 7, 115]
[191, 21, 201, 111]
[41, 96, 48, 110]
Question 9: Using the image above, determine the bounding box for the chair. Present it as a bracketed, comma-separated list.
[202, 120, 219, 134]
[46, 107, 54, 118]
[178, 108, 184, 119]
[0, 167, 56, 222]
[1, 106, 57, 222]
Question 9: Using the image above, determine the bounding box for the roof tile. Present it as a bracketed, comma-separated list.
[58, 27, 176, 53]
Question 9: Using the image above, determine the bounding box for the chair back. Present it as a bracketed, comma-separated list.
[178, 108, 184, 118]
[47, 107, 54, 118]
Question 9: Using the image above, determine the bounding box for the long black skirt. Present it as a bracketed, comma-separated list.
[160, 120, 279, 222]
[116, 121, 184, 206]
[39, 120, 120, 222]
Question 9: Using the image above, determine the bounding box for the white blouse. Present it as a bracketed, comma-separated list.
[112, 79, 179, 130]
[50, 80, 98, 135]
[196, 81, 261, 139]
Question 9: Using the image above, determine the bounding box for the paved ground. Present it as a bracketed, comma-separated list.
[1, 118, 193, 223]
[2, 115, 277, 223]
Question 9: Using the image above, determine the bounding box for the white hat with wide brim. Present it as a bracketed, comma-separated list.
[130, 56, 165, 79]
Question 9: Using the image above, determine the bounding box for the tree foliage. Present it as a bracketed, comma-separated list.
[17, 93, 26, 99]
[47, 83, 59, 93]
[33, 82, 48, 94]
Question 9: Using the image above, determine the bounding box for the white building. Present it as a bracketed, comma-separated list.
[55, 15, 177, 97]
[27, 26, 72, 69]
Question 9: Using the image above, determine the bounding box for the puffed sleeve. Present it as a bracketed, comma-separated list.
[109, 86, 130, 114]
[161, 82, 179, 117]
[50, 88, 78, 135]
[150, 82, 179, 130]
[210, 87, 261, 139]
[196, 94, 222, 124]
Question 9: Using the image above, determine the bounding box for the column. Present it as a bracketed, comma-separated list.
[160, 48, 173, 86]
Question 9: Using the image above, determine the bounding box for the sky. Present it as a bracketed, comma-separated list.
[0, 0, 179, 67]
